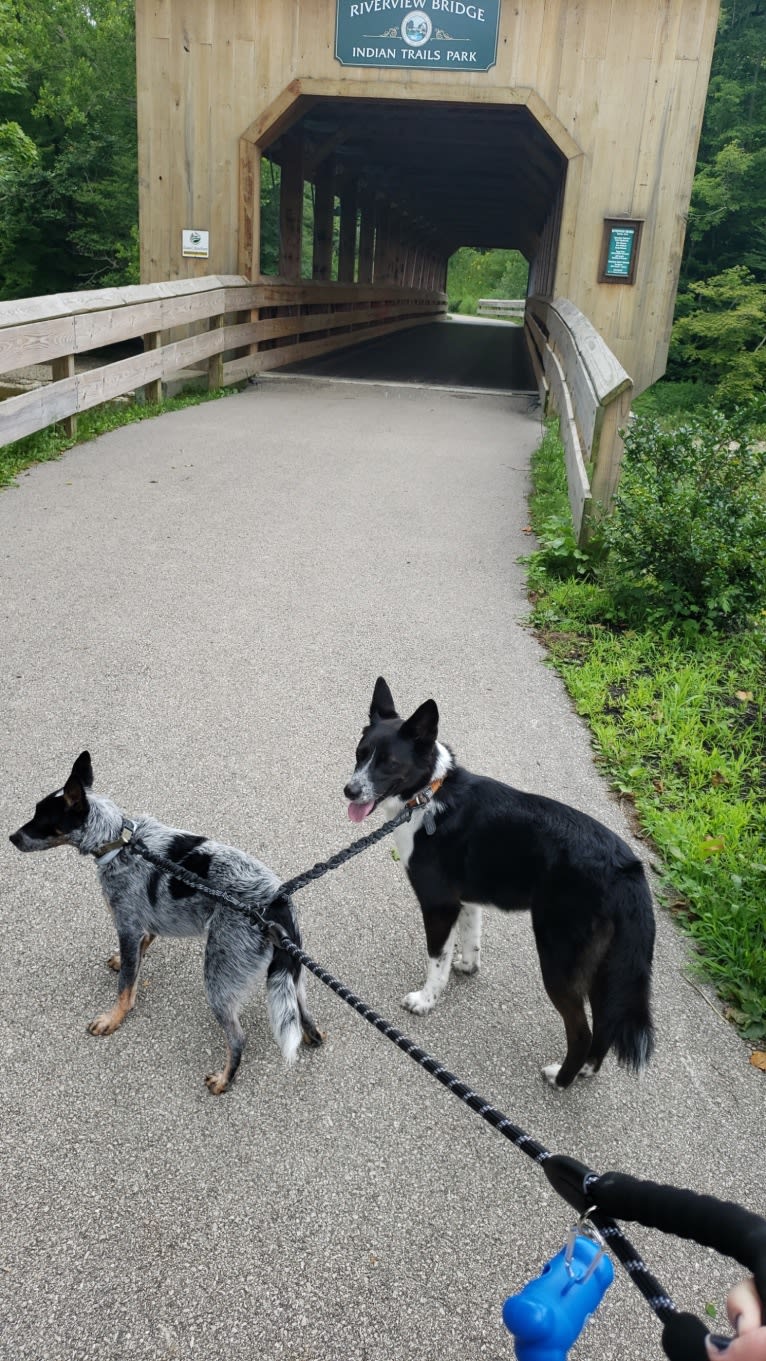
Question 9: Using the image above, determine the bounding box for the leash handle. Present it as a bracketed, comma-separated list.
[587, 1172, 766, 1322]
[599, 1171, 766, 1361]
[545, 1157, 766, 1357]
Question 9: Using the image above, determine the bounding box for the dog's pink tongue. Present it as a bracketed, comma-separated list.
[348, 800, 374, 823]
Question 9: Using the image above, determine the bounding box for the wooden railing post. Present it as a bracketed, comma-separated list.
[207, 314, 225, 390]
[588, 385, 633, 519]
[143, 332, 162, 404]
[51, 354, 77, 437]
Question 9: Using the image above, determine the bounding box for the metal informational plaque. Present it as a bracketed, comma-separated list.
[335, 1, 501, 71]
[599, 219, 643, 285]
[605, 228, 635, 277]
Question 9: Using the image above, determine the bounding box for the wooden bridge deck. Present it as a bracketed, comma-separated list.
[279, 315, 536, 393]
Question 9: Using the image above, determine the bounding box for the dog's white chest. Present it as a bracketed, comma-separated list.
[393, 813, 420, 869]
[385, 803, 433, 870]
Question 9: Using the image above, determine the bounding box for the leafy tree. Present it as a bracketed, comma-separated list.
[0, 0, 138, 299]
[665, 4, 766, 395]
[670, 266, 766, 405]
[682, 2, 766, 284]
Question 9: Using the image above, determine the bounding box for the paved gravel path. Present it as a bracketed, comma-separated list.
[1, 371, 763, 1361]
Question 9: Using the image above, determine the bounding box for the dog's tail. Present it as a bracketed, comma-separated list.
[265, 950, 304, 1064]
[595, 860, 656, 1072]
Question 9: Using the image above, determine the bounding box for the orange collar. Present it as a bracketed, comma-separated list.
[406, 777, 444, 809]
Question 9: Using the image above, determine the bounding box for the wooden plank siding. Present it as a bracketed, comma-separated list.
[135, 0, 718, 396]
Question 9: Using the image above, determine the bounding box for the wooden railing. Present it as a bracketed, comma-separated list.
[476, 298, 525, 320]
[0, 276, 447, 448]
[525, 295, 632, 542]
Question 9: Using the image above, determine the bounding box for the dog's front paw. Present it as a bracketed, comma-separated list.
[106, 951, 121, 972]
[452, 950, 480, 975]
[401, 989, 435, 1016]
[542, 1060, 598, 1087]
[88, 1011, 122, 1036]
[541, 1062, 565, 1088]
[204, 1071, 231, 1096]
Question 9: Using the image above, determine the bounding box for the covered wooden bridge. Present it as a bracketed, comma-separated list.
[1, 0, 719, 538]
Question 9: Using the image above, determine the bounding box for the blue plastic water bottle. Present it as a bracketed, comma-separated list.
[502, 1233, 614, 1361]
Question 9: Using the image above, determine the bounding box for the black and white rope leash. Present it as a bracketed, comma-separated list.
[122, 811, 766, 1361]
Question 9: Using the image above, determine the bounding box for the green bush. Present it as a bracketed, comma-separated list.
[603, 405, 766, 630]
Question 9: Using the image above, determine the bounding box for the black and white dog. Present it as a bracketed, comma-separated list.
[345, 678, 655, 1089]
[10, 752, 323, 1094]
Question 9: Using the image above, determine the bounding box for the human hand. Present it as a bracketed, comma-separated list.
[706, 1279, 766, 1360]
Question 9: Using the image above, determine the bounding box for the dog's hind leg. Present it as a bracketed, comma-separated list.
[204, 1000, 245, 1096]
[581, 965, 613, 1077]
[403, 901, 461, 1015]
[453, 904, 482, 975]
[88, 930, 143, 1036]
[203, 936, 248, 1095]
[539, 976, 593, 1090]
[296, 968, 325, 1048]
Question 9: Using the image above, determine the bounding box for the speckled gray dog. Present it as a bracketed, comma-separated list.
[10, 752, 323, 1094]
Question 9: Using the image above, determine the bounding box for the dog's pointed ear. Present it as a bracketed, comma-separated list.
[370, 676, 397, 722]
[64, 751, 93, 807]
[400, 699, 439, 747]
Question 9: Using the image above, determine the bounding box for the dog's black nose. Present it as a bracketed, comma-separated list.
[344, 781, 360, 800]
[9, 832, 21, 848]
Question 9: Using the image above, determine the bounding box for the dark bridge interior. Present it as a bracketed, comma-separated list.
[261, 97, 563, 390]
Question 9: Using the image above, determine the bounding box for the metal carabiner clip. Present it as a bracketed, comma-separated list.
[564, 1209, 608, 1286]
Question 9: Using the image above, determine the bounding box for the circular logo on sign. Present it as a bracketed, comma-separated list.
[401, 13, 432, 46]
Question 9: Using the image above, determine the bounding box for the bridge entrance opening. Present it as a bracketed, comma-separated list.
[250, 94, 565, 393]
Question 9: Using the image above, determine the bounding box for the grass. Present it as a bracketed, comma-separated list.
[631, 378, 716, 424]
[633, 376, 766, 441]
[0, 385, 239, 489]
[525, 422, 766, 1044]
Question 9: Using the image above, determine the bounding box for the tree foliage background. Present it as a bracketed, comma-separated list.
[0, 0, 764, 402]
[0, 0, 137, 300]
[668, 1, 766, 403]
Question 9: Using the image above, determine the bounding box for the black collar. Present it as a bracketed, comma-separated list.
[93, 818, 136, 862]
